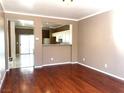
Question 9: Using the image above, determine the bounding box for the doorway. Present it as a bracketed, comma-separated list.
[8, 20, 34, 68]
[20, 35, 34, 54]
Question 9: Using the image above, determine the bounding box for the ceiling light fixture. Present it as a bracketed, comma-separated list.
[63, 0, 73, 2]
[61, 0, 74, 7]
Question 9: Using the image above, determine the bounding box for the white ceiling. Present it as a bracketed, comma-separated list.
[1, 0, 119, 20]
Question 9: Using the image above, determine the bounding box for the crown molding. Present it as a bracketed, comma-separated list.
[5, 10, 111, 22]
[5, 11, 78, 21]
[77, 9, 111, 21]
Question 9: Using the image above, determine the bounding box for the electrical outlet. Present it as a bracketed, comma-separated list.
[50, 58, 54, 61]
[104, 64, 108, 68]
[83, 58, 86, 62]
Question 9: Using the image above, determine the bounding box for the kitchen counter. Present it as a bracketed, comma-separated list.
[43, 44, 72, 46]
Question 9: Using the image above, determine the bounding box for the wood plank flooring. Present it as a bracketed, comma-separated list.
[1, 64, 124, 93]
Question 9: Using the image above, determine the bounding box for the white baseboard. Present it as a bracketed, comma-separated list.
[35, 62, 78, 68]
[0, 70, 7, 89]
[78, 62, 124, 81]
[2, 61, 123, 88]
[35, 61, 124, 81]
[6, 68, 10, 72]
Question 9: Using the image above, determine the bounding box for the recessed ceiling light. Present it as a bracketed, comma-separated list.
[63, 0, 73, 2]
[19, 0, 35, 8]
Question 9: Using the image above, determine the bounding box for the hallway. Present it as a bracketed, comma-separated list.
[9, 54, 34, 68]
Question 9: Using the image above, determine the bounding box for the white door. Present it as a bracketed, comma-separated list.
[20, 35, 34, 54]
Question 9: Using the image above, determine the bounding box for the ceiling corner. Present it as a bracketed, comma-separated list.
[77, 10, 111, 21]
[0, 0, 5, 11]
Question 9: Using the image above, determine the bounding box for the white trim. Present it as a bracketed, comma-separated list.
[4, 11, 78, 21]
[6, 68, 10, 72]
[0, 0, 5, 11]
[4, 10, 111, 22]
[78, 62, 124, 81]
[35, 62, 78, 68]
[77, 10, 111, 21]
[0, 70, 7, 89]
[35, 62, 124, 81]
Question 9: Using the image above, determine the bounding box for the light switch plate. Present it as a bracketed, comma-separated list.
[35, 37, 39, 40]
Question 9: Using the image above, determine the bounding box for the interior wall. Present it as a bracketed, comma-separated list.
[5, 13, 78, 67]
[43, 45, 71, 65]
[0, 3, 5, 86]
[78, 11, 124, 78]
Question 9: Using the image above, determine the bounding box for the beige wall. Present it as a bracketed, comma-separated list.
[43, 45, 71, 65]
[5, 13, 78, 68]
[0, 3, 5, 85]
[78, 11, 124, 78]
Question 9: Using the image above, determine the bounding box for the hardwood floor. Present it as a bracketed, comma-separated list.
[1, 64, 124, 93]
